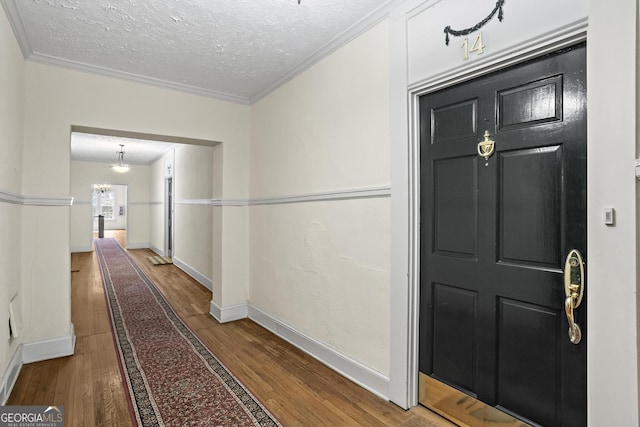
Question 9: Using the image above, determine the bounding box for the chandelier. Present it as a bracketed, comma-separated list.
[95, 184, 111, 193]
[111, 144, 130, 173]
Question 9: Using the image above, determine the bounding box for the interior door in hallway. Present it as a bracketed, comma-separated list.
[418, 44, 587, 426]
[165, 177, 173, 257]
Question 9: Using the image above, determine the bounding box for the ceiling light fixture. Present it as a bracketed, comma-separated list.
[111, 144, 130, 173]
[95, 184, 111, 193]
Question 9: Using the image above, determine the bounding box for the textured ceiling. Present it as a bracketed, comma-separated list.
[2, 0, 395, 103]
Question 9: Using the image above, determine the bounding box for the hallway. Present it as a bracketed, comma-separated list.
[8, 230, 451, 426]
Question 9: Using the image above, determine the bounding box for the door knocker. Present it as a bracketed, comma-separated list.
[477, 130, 495, 165]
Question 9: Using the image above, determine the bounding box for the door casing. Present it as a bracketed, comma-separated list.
[416, 44, 587, 425]
[165, 177, 173, 257]
[401, 33, 589, 408]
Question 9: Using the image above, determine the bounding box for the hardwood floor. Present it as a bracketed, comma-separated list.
[8, 230, 453, 427]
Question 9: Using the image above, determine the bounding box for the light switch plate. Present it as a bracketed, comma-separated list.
[604, 207, 615, 226]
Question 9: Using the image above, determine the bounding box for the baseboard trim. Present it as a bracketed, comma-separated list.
[124, 242, 151, 250]
[247, 305, 390, 400]
[70, 245, 92, 253]
[149, 245, 164, 256]
[22, 324, 76, 364]
[172, 257, 213, 291]
[0, 345, 23, 405]
[209, 301, 248, 323]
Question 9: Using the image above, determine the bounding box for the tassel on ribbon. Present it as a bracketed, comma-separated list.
[443, 0, 505, 45]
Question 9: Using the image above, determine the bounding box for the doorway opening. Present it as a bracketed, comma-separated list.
[93, 184, 128, 243]
[417, 44, 587, 426]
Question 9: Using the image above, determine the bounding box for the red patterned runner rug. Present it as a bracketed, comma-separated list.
[94, 238, 281, 426]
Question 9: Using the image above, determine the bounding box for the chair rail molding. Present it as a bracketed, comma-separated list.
[175, 185, 391, 207]
[0, 189, 73, 206]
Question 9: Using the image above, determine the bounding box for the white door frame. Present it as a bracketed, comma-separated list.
[91, 183, 128, 244]
[164, 177, 173, 257]
[388, 0, 589, 409]
[389, 1, 639, 425]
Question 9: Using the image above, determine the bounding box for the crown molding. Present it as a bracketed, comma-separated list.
[1, 0, 250, 105]
[1, 0, 32, 58]
[2, 0, 403, 105]
[251, 0, 406, 103]
[27, 52, 252, 105]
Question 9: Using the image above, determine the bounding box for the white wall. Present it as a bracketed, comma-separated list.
[149, 144, 217, 290]
[70, 161, 150, 251]
[19, 59, 251, 361]
[250, 20, 391, 378]
[173, 144, 214, 287]
[149, 151, 170, 254]
[586, 0, 638, 424]
[211, 144, 223, 302]
[0, 4, 24, 404]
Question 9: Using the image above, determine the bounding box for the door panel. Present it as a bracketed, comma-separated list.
[498, 75, 563, 130]
[433, 156, 478, 257]
[433, 99, 478, 143]
[499, 146, 561, 268]
[432, 283, 478, 393]
[419, 44, 586, 427]
[497, 298, 560, 425]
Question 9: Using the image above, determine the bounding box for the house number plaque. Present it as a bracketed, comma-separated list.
[461, 32, 485, 60]
[443, 0, 504, 61]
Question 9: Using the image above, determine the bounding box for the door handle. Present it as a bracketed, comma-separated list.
[564, 249, 584, 344]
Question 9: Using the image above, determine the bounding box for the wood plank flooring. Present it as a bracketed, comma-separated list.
[8, 230, 453, 427]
